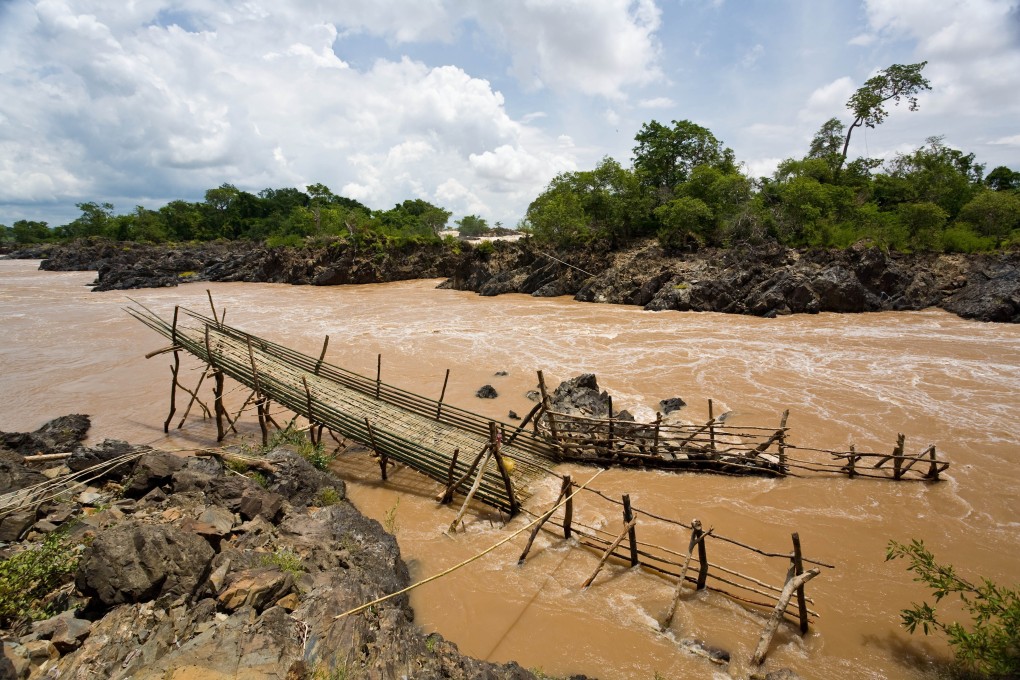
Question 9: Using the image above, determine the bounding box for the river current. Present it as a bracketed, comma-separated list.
[1, 259, 1018, 679]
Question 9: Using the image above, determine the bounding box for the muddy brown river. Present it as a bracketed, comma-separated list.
[1, 260, 1018, 679]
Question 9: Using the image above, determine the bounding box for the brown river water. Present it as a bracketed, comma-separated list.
[1, 259, 1018, 679]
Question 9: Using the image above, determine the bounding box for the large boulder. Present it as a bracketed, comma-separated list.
[550, 374, 612, 417]
[76, 523, 215, 606]
[0, 415, 90, 456]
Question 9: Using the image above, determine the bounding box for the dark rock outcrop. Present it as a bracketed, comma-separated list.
[0, 415, 90, 457]
[476, 384, 498, 399]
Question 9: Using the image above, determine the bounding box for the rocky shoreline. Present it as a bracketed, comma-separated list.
[5, 238, 1019, 322]
[0, 416, 570, 679]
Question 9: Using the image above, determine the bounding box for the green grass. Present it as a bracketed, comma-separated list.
[0, 526, 84, 626]
[258, 548, 304, 577]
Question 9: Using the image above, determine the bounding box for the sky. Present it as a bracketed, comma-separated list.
[1, 0, 1019, 229]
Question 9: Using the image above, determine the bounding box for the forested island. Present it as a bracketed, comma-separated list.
[3, 61, 1019, 323]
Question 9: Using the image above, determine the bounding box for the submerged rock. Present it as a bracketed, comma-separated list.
[476, 384, 498, 399]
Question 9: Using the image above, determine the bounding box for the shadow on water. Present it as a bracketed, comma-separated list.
[862, 630, 956, 678]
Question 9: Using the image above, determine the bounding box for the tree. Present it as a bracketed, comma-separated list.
[10, 220, 51, 244]
[65, 202, 115, 238]
[456, 214, 488, 237]
[877, 136, 984, 218]
[633, 119, 736, 202]
[887, 539, 1019, 677]
[986, 166, 1020, 192]
[839, 62, 932, 171]
[654, 196, 714, 250]
[957, 188, 1020, 245]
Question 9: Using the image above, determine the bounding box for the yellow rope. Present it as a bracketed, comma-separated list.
[334, 468, 605, 620]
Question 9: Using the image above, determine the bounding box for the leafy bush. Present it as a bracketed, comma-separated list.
[886, 539, 1020, 677]
[259, 548, 304, 577]
[317, 486, 342, 506]
[0, 528, 84, 625]
[474, 239, 495, 256]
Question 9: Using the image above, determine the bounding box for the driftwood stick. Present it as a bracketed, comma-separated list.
[314, 335, 329, 375]
[660, 526, 709, 632]
[517, 481, 568, 564]
[438, 444, 490, 504]
[751, 568, 821, 666]
[145, 345, 182, 359]
[177, 368, 212, 428]
[662, 520, 711, 631]
[448, 445, 494, 533]
[22, 452, 73, 462]
[900, 444, 936, 476]
[581, 518, 637, 589]
[164, 351, 180, 433]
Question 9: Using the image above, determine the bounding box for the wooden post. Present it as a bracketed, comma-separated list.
[893, 433, 906, 480]
[302, 377, 317, 445]
[489, 422, 519, 516]
[791, 533, 809, 634]
[376, 354, 382, 399]
[439, 444, 490, 504]
[206, 289, 219, 326]
[751, 568, 820, 666]
[653, 412, 662, 457]
[537, 371, 561, 459]
[847, 444, 857, 478]
[778, 409, 790, 475]
[622, 494, 638, 567]
[177, 368, 212, 428]
[695, 521, 709, 590]
[708, 399, 716, 453]
[364, 418, 386, 481]
[606, 395, 615, 455]
[213, 370, 226, 442]
[436, 369, 450, 420]
[164, 350, 180, 433]
[562, 474, 573, 539]
[926, 445, 940, 481]
[446, 448, 459, 489]
[662, 520, 710, 631]
[314, 335, 329, 375]
[246, 334, 268, 446]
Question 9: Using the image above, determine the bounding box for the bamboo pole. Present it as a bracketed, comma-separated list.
[581, 518, 637, 589]
[751, 569, 821, 666]
[439, 444, 490, 504]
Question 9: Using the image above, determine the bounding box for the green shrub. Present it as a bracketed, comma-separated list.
[265, 233, 305, 248]
[886, 539, 1020, 677]
[941, 225, 996, 253]
[0, 528, 84, 626]
[317, 486, 342, 506]
[259, 548, 304, 577]
[474, 239, 495, 256]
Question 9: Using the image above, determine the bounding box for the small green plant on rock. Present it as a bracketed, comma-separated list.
[259, 548, 304, 578]
[0, 527, 84, 626]
[317, 486, 342, 506]
[886, 538, 1020, 678]
[383, 498, 400, 535]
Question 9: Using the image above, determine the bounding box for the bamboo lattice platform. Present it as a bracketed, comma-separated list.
[129, 304, 555, 513]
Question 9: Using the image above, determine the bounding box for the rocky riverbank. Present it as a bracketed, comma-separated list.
[0, 416, 572, 679]
[6, 238, 1019, 322]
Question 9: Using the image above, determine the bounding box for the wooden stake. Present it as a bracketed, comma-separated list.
[314, 335, 329, 375]
[213, 370, 226, 442]
[164, 350, 180, 433]
[751, 568, 820, 666]
[846, 444, 857, 478]
[708, 399, 716, 452]
[622, 494, 638, 567]
[653, 412, 662, 457]
[489, 421, 519, 516]
[893, 434, 906, 480]
[791, 533, 809, 634]
[364, 418, 386, 480]
[376, 354, 382, 399]
[607, 395, 615, 455]
[926, 444, 941, 480]
[695, 522, 709, 590]
[778, 409, 789, 474]
[581, 518, 637, 589]
[662, 519, 711, 631]
[436, 368, 450, 420]
[177, 368, 212, 428]
[446, 448, 460, 489]
[302, 376, 317, 445]
[562, 475, 573, 539]
[874, 433, 905, 469]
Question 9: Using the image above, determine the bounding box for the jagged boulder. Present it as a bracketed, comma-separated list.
[550, 374, 611, 417]
[0, 415, 90, 457]
[76, 523, 215, 606]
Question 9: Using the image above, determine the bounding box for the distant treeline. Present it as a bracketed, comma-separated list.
[3, 62, 1018, 254]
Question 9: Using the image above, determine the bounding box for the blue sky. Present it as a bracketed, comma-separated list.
[1, 0, 1018, 228]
